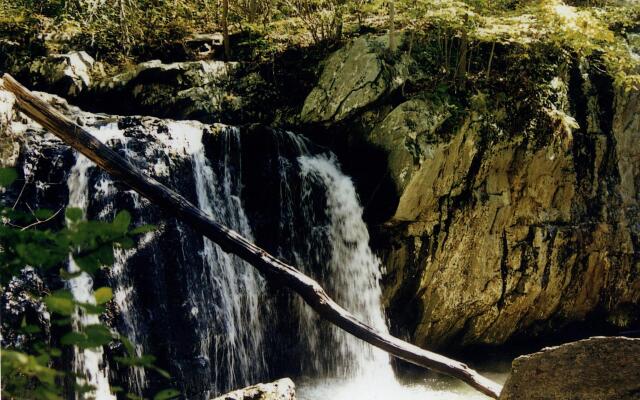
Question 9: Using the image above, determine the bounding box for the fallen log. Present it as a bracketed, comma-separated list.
[1, 74, 502, 399]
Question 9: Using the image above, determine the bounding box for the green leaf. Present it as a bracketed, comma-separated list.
[113, 210, 131, 233]
[152, 365, 171, 379]
[118, 236, 134, 250]
[0, 168, 17, 187]
[61, 325, 113, 349]
[61, 331, 86, 346]
[120, 337, 136, 356]
[51, 318, 72, 326]
[74, 244, 114, 274]
[34, 208, 54, 220]
[44, 291, 75, 316]
[83, 324, 113, 348]
[75, 301, 105, 315]
[49, 348, 62, 357]
[130, 224, 156, 235]
[22, 324, 41, 334]
[154, 389, 180, 400]
[65, 208, 83, 223]
[94, 287, 113, 305]
[59, 268, 83, 280]
[74, 254, 102, 275]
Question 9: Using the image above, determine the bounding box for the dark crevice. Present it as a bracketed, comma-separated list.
[497, 230, 509, 309]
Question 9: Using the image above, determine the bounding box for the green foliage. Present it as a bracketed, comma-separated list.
[1, 170, 178, 400]
[0, 206, 142, 284]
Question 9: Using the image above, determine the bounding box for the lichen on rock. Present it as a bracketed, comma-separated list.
[499, 337, 640, 400]
[301, 34, 412, 123]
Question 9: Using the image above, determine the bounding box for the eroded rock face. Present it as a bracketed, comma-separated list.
[300, 34, 411, 123]
[380, 82, 640, 349]
[211, 378, 296, 400]
[499, 337, 640, 400]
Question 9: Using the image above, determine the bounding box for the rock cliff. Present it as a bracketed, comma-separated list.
[302, 34, 640, 349]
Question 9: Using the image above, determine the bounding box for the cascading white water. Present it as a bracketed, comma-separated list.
[286, 143, 503, 400]
[172, 122, 269, 396]
[66, 125, 120, 400]
[297, 154, 393, 377]
[63, 120, 270, 399]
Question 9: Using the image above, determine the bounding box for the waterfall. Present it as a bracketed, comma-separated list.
[66, 125, 121, 400]
[61, 119, 270, 399]
[268, 132, 398, 392]
[174, 123, 269, 396]
[297, 154, 392, 376]
[23, 111, 480, 399]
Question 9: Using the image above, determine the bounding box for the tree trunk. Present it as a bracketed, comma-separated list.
[0, 74, 502, 400]
[388, 0, 397, 52]
[486, 41, 496, 78]
[249, 0, 257, 23]
[222, 0, 231, 59]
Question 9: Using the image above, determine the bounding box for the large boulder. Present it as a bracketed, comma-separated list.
[300, 34, 412, 123]
[211, 378, 295, 400]
[25, 51, 101, 97]
[499, 337, 640, 400]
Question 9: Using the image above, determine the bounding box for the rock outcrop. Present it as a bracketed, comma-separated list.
[499, 337, 640, 400]
[90, 59, 241, 121]
[366, 97, 454, 193]
[381, 80, 640, 349]
[300, 34, 411, 123]
[302, 35, 640, 349]
[211, 378, 296, 400]
[24, 51, 102, 97]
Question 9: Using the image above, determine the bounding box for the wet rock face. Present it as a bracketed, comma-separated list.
[499, 337, 640, 400]
[300, 34, 411, 123]
[211, 378, 296, 400]
[302, 35, 640, 349]
[1, 268, 51, 349]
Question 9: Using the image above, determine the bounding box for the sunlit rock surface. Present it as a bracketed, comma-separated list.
[300, 34, 411, 123]
[302, 34, 640, 349]
[211, 378, 296, 400]
[499, 337, 640, 400]
[381, 81, 640, 349]
[24, 51, 101, 96]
